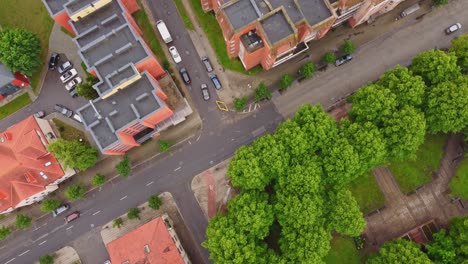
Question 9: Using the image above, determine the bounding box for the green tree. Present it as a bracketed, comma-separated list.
[0, 28, 41, 76]
[116, 156, 131, 177]
[432, 0, 448, 6]
[113, 217, 124, 228]
[277, 158, 322, 197]
[158, 139, 173, 152]
[47, 138, 98, 171]
[0, 226, 11, 240]
[227, 145, 270, 190]
[76, 81, 99, 100]
[368, 239, 432, 264]
[322, 137, 360, 188]
[254, 82, 271, 102]
[65, 184, 86, 201]
[329, 189, 366, 236]
[39, 255, 54, 264]
[350, 84, 397, 125]
[449, 216, 468, 262]
[275, 192, 324, 231]
[279, 74, 294, 90]
[340, 40, 356, 54]
[323, 51, 336, 64]
[127, 208, 140, 220]
[298, 62, 316, 79]
[274, 120, 309, 161]
[15, 214, 32, 229]
[425, 80, 468, 134]
[91, 174, 105, 187]
[41, 199, 61, 212]
[252, 134, 289, 182]
[410, 50, 461, 86]
[148, 194, 162, 210]
[449, 34, 468, 72]
[233, 97, 247, 111]
[426, 229, 456, 264]
[378, 65, 426, 107]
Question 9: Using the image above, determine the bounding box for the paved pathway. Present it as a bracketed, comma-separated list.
[365, 134, 467, 247]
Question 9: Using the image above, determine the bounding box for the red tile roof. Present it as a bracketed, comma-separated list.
[107, 216, 185, 264]
[0, 116, 65, 213]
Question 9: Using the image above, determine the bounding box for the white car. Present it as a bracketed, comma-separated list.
[60, 68, 77, 83]
[65, 77, 82, 91]
[445, 23, 462, 34]
[169, 46, 182, 63]
[72, 113, 82, 123]
[58, 61, 73, 74]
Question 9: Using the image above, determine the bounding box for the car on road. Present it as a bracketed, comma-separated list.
[179, 67, 191, 84]
[65, 211, 80, 223]
[169, 46, 182, 63]
[34, 111, 45, 118]
[60, 68, 78, 83]
[445, 23, 462, 34]
[54, 104, 73, 118]
[52, 204, 70, 217]
[335, 54, 353, 67]
[58, 61, 73, 74]
[49, 53, 60, 70]
[72, 113, 82, 123]
[201, 84, 210, 101]
[209, 73, 222, 90]
[65, 77, 82, 91]
[69, 89, 78, 98]
[201, 56, 213, 72]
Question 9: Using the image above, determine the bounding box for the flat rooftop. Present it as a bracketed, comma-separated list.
[297, 0, 332, 26]
[72, 0, 126, 35]
[43, 0, 69, 15]
[224, 0, 260, 30]
[65, 0, 97, 14]
[268, 0, 303, 23]
[260, 11, 294, 45]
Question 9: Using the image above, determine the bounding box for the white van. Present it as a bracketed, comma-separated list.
[156, 20, 172, 44]
[400, 4, 420, 18]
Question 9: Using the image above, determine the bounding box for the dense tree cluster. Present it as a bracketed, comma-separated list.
[0, 28, 41, 76]
[47, 138, 98, 171]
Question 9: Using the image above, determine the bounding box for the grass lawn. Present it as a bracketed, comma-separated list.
[349, 173, 385, 215]
[0, 0, 54, 91]
[174, 0, 194, 30]
[0, 93, 31, 120]
[389, 134, 448, 194]
[324, 236, 362, 264]
[52, 119, 87, 142]
[449, 156, 468, 198]
[188, 0, 262, 75]
[133, 0, 168, 66]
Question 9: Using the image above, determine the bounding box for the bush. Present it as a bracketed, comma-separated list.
[353, 236, 366, 250]
[148, 194, 162, 210]
[39, 255, 54, 264]
[116, 156, 131, 177]
[127, 208, 140, 220]
[113, 218, 124, 228]
[323, 51, 336, 64]
[15, 214, 32, 229]
[0, 226, 11, 240]
[162, 60, 171, 70]
[234, 97, 247, 111]
[158, 140, 174, 152]
[299, 62, 316, 79]
[254, 82, 272, 102]
[41, 199, 61, 212]
[432, 0, 448, 5]
[280, 74, 294, 90]
[65, 184, 86, 201]
[92, 174, 106, 187]
[340, 40, 356, 54]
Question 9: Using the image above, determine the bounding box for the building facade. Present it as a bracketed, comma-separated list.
[0, 116, 75, 214]
[42, 0, 192, 155]
[0, 63, 29, 101]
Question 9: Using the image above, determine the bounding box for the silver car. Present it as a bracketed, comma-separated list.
[201, 84, 210, 101]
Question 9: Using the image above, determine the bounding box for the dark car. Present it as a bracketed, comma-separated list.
[201, 84, 210, 101]
[201, 56, 213, 72]
[209, 73, 222, 90]
[179, 67, 191, 84]
[49, 53, 60, 70]
[54, 104, 73, 118]
[335, 54, 353, 67]
[65, 211, 80, 223]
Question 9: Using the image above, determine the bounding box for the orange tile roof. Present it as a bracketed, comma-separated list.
[107, 216, 185, 264]
[0, 116, 65, 213]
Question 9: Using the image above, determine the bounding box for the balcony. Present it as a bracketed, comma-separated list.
[240, 30, 264, 53]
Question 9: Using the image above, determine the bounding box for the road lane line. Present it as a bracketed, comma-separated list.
[18, 250, 30, 256]
[196, 135, 201, 141]
[120, 195, 127, 201]
[92, 211, 101, 216]
[0, 245, 6, 250]
[146, 181, 154, 186]
[66, 225, 74, 230]
[188, 140, 192, 145]
[5, 258, 15, 264]
[38, 241, 47, 246]
[33, 233, 49, 243]
[174, 166, 181, 172]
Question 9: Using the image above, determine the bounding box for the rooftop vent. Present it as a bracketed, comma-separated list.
[44, 161, 52, 167]
[144, 244, 150, 253]
[24, 171, 37, 183]
[39, 172, 48, 180]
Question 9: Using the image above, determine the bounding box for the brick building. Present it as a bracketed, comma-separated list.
[42, 0, 192, 155]
[0, 116, 75, 214]
[0, 63, 30, 101]
[201, 0, 406, 70]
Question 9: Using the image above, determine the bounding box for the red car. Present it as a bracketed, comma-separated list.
[65, 211, 80, 223]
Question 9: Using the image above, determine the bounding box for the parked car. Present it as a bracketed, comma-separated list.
[209, 73, 222, 90]
[335, 54, 353, 67]
[46, 132, 55, 140]
[72, 113, 82, 123]
[49, 53, 60, 70]
[54, 104, 73, 118]
[201, 84, 210, 101]
[58, 61, 73, 74]
[201, 56, 213, 72]
[445, 23, 462, 34]
[52, 204, 70, 217]
[69, 89, 78, 98]
[34, 111, 45, 118]
[60, 68, 78, 83]
[169, 46, 182, 63]
[65, 211, 80, 223]
[65, 77, 82, 91]
[179, 67, 191, 84]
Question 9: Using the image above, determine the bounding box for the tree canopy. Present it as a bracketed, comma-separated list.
[329, 189, 366, 237]
[368, 239, 432, 264]
[350, 84, 397, 125]
[47, 139, 98, 171]
[449, 34, 468, 72]
[410, 50, 461, 86]
[426, 229, 456, 264]
[0, 28, 41, 76]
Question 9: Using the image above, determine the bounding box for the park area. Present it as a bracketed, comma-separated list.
[449, 156, 468, 198]
[348, 173, 385, 214]
[0, 93, 31, 120]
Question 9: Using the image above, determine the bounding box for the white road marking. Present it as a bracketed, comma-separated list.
[174, 166, 181, 172]
[32, 233, 49, 243]
[38, 240, 47, 246]
[188, 140, 192, 145]
[146, 181, 154, 186]
[0, 245, 6, 250]
[120, 195, 127, 201]
[196, 135, 201, 141]
[66, 225, 74, 230]
[18, 250, 30, 256]
[5, 258, 15, 264]
[92, 211, 101, 216]
[248, 104, 252, 112]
